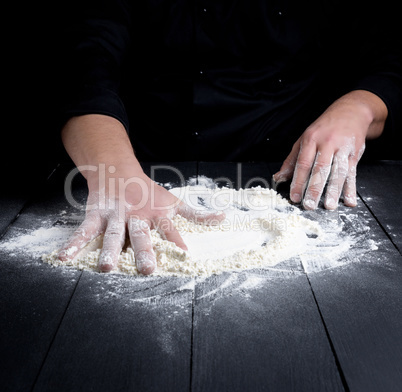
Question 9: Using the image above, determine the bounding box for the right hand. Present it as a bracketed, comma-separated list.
[58, 167, 224, 275]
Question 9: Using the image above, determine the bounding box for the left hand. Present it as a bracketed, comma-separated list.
[273, 90, 387, 210]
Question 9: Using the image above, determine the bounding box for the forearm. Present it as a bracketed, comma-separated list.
[61, 114, 143, 180]
[327, 90, 388, 139]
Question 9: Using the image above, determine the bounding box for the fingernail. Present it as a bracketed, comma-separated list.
[58, 246, 78, 261]
[136, 251, 156, 275]
[99, 251, 116, 272]
[273, 173, 286, 184]
[344, 194, 357, 206]
[291, 193, 301, 203]
[100, 263, 114, 273]
[57, 250, 67, 261]
[303, 198, 316, 210]
[325, 198, 338, 210]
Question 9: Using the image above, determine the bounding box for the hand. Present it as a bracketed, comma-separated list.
[58, 167, 224, 274]
[273, 91, 387, 210]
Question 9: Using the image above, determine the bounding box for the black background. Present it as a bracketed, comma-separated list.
[2, 2, 401, 193]
[3, 3, 70, 188]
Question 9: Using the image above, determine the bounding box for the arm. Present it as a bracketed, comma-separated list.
[59, 114, 224, 274]
[57, 2, 206, 274]
[273, 90, 388, 209]
[61, 115, 138, 174]
[273, 4, 401, 210]
[59, 114, 180, 275]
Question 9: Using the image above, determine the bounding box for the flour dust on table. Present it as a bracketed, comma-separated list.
[37, 179, 377, 277]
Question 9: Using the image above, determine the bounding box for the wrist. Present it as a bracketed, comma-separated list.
[86, 162, 147, 190]
[62, 114, 141, 173]
[343, 90, 388, 139]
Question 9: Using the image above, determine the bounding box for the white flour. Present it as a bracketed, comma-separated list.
[38, 183, 370, 276]
[0, 225, 73, 258]
[0, 179, 379, 279]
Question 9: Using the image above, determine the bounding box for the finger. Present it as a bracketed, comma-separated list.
[303, 148, 333, 210]
[342, 142, 365, 207]
[342, 158, 358, 207]
[273, 139, 300, 184]
[155, 217, 188, 251]
[98, 216, 126, 272]
[289, 141, 317, 203]
[177, 202, 225, 225]
[128, 217, 156, 275]
[58, 213, 104, 262]
[324, 149, 349, 210]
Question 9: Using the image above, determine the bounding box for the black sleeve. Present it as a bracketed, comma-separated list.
[348, 3, 402, 135]
[59, 0, 132, 131]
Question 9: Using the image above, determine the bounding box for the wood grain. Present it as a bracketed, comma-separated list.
[307, 200, 402, 391]
[192, 270, 344, 391]
[1, 161, 402, 392]
[0, 165, 81, 392]
[32, 162, 198, 391]
[33, 273, 194, 392]
[357, 161, 402, 253]
[193, 162, 344, 391]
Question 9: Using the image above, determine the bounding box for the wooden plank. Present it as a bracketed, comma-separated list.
[0, 164, 58, 237]
[357, 161, 402, 253]
[0, 196, 27, 237]
[0, 252, 80, 392]
[192, 270, 344, 391]
[193, 162, 344, 390]
[32, 162, 197, 391]
[307, 200, 402, 391]
[0, 164, 82, 392]
[33, 272, 194, 392]
[268, 160, 402, 390]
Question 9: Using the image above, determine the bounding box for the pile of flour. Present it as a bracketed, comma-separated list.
[42, 183, 347, 277]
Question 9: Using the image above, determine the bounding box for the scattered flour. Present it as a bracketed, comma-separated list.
[0, 225, 75, 258]
[0, 180, 379, 279]
[38, 183, 372, 276]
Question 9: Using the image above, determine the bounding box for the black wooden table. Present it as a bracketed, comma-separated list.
[1, 161, 401, 392]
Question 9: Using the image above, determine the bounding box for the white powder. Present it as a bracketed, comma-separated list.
[0, 181, 378, 279]
[0, 225, 75, 258]
[40, 184, 364, 276]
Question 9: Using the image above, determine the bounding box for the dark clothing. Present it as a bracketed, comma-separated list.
[60, 0, 402, 161]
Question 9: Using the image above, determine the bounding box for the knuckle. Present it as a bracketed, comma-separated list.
[106, 228, 123, 237]
[290, 181, 305, 195]
[157, 217, 174, 233]
[337, 165, 349, 178]
[296, 159, 313, 172]
[348, 164, 357, 177]
[326, 183, 342, 196]
[303, 126, 318, 141]
[313, 160, 331, 171]
[291, 180, 306, 190]
[344, 175, 356, 187]
[306, 186, 322, 200]
[129, 217, 149, 234]
[310, 168, 331, 187]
